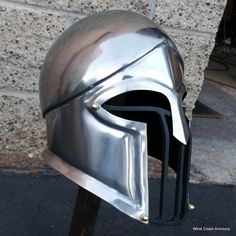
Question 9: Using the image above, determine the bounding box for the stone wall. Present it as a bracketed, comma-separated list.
[0, 0, 227, 167]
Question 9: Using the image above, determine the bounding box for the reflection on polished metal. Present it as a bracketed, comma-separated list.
[140, 214, 149, 223]
[39, 10, 192, 224]
[90, 103, 100, 111]
[188, 203, 195, 210]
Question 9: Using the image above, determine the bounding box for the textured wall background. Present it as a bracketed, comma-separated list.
[0, 0, 227, 168]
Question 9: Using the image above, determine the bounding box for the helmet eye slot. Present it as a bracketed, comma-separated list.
[102, 90, 173, 166]
[103, 90, 171, 109]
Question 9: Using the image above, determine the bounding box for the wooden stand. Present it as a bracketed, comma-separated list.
[69, 187, 101, 236]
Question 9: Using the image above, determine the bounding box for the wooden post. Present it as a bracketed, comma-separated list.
[69, 187, 101, 236]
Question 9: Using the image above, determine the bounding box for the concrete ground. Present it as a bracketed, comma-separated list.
[191, 79, 236, 185]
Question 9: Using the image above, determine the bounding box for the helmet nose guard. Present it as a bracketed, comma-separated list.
[40, 10, 192, 225]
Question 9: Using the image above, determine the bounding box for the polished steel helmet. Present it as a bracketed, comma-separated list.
[40, 10, 191, 224]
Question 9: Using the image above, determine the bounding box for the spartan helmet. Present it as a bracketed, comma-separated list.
[40, 10, 192, 224]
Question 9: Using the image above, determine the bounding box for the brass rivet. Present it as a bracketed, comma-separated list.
[188, 203, 195, 210]
[140, 214, 149, 222]
[91, 103, 100, 111]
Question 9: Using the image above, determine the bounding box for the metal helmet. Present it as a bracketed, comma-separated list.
[40, 10, 191, 224]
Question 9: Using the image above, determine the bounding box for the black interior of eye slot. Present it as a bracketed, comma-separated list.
[102, 90, 181, 171]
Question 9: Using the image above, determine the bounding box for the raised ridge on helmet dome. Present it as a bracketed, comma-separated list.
[39, 10, 176, 114]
